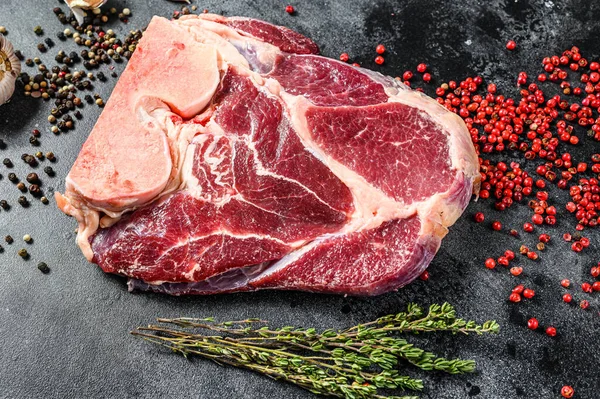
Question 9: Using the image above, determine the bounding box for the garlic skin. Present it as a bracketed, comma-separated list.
[64, 0, 107, 25]
[0, 35, 21, 106]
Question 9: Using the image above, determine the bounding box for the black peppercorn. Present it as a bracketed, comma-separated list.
[29, 136, 40, 146]
[17, 196, 29, 207]
[3, 158, 13, 167]
[5, 235, 14, 244]
[0, 139, 5, 149]
[7, 173, 17, 183]
[29, 185, 41, 196]
[26, 173, 39, 184]
[24, 155, 37, 166]
[0, 200, 8, 210]
[37, 262, 50, 274]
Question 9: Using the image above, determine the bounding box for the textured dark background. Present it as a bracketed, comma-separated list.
[1, 1, 599, 398]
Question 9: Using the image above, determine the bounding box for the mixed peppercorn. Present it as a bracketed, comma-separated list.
[0, 5, 145, 274]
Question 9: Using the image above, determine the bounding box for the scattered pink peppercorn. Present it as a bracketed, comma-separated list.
[561, 279, 571, 288]
[532, 214, 544, 225]
[485, 258, 496, 269]
[416, 63, 427, 73]
[285, 5, 295, 14]
[581, 282, 592, 293]
[545, 326, 557, 337]
[492, 221, 502, 231]
[562, 293, 572, 303]
[580, 300, 590, 309]
[422, 73, 431, 83]
[339, 53, 349, 62]
[510, 266, 523, 276]
[375, 44, 386, 54]
[527, 318, 539, 330]
[374, 56, 384, 65]
[512, 284, 525, 294]
[509, 293, 521, 303]
[402, 71, 413, 81]
[504, 250, 515, 260]
[591, 267, 600, 277]
[523, 288, 535, 299]
[506, 40, 516, 50]
[561, 385, 574, 398]
[539, 234, 551, 243]
[474, 212, 485, 223]
[523, 222, 534, 232]
[592, 281, 600, 291]
[419, 270, 429, 281]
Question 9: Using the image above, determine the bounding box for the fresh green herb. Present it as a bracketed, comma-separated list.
[132, 303, 498, 399]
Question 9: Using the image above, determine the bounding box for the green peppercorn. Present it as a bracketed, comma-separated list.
[40, 196, 49, 204]
[33, 26, 43, 35]
[37, 262, 50, 274]
[18, 248, 29, 258]
[35, 152, 44, 160]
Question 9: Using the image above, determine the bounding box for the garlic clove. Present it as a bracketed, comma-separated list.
[0, 35, 21, 106]
[64, 0, 107, 25]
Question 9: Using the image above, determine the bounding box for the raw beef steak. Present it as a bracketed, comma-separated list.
[56, 15, 480, 295]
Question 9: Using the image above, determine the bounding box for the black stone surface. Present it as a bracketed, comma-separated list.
[1, 1, 599, 398]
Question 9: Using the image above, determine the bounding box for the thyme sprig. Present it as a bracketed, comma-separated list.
[132, 303, 498, 399]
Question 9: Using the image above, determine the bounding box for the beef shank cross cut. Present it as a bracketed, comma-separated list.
[56, 14, 479, 295]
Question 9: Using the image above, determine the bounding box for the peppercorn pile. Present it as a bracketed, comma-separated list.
[332, 26, 600, 399]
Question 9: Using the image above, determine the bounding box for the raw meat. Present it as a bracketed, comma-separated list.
[56, 15, 480, 296]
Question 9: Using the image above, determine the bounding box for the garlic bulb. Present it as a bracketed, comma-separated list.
[64, 0, 107, 25]
[0, 35, 21, 106]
